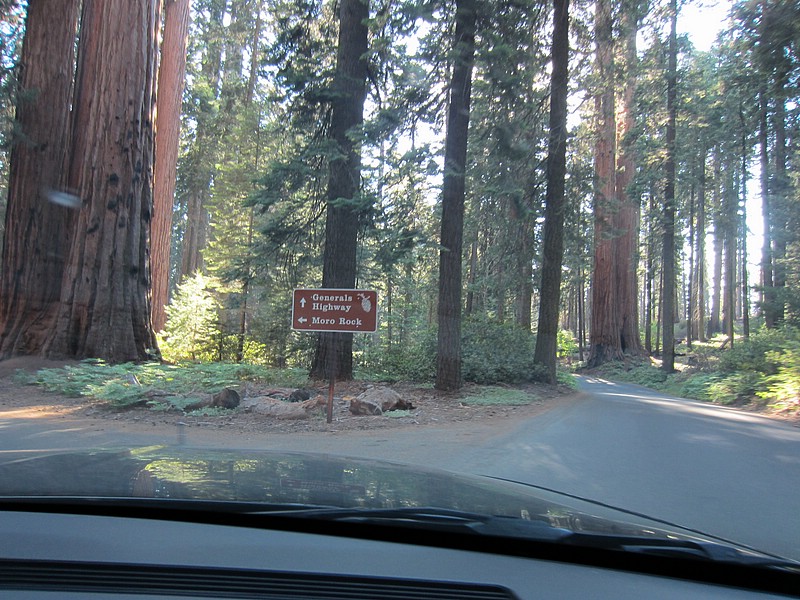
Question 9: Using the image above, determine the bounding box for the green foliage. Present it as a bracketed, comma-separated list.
[716, 327, 791, 374]
[18, 360, 310, 410]
[557, 330, 578, 359]
[556, 371, 578, 389]
[593, 327, 800, 415]
[707, 372, 766, 405]
[595, 360, 669, 389]
[461, 386, 536, 406]
[161, 274, 225, 362]
[759, 336, 800, 410]
[676, 372, 719, 402]
[359, 328, 437, 382]
[461, 319, 537, 384]
[385, 409, 415, 418]
[357, 319, 539, 385]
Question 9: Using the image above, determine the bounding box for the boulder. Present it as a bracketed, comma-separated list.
[288, 388, 314, 403]
[349, 397, 383, 416]
[184, 388, 241, 412]
[212, 388, 240, 409]
[352, 386, 415, 413]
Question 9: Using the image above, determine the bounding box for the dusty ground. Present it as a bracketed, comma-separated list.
[2, 357, 794, 439]
[0, 357, 572, 436]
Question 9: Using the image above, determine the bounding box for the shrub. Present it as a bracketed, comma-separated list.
[557, 330, 578, 359]
[678, 373, 720, 401]
[20, 361, 310, 410]
[360, 319, 537, 384]
[461, 319, 536, 384]
[716, 327, 792, 375]
[759, 340, 800, 410]
[707, 372, 766, 405]
[461, 387, 535, 406]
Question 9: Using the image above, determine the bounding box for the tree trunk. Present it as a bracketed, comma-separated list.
[533, 0, 570, 384]
[661, 0, 677, 373]
[586, 0, 620, 367]
[245, 2, 264, 105]
[516, 223, 533, 330]
[687, 186, 695, 348]
[759, 88, 775, 328]
[151, 0, 190, 333]
[0, 0, 81, 358]
[708, 151, 723, 337]
[772, 87, 788, 324]
[309, 0, 369, 380]
[42, 0, 160, 361]
[722, 172, 738, 348]
[693, 150, 706, 342]
[577, 264, 585, 361]
[465, 239, 478, 316]
[435, 0, 477, 391]
[614, 1, 642, 356]
[739, 126, 750, 340]
[644, 189, 655, 354]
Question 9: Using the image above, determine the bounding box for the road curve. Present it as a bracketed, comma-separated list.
[440, 376, 800, 561]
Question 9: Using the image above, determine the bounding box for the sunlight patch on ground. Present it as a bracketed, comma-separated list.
[601, 391, 799, 437]
[0, 406, 82, 420]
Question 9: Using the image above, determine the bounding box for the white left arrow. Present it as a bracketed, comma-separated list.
[297, 317, 307, 324]
[300, 297, 307, 308]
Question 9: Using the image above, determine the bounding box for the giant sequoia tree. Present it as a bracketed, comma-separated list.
[152, 0, 191, 333]
[586, 0, 643, 367]
[586, 0, 619, 367]
[1, 0, 160, 362]
[0, 0, 80, 357]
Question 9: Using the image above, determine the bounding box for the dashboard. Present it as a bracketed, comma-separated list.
[1, 509, 794, 599]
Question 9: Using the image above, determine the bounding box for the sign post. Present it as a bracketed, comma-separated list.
[292, 289, 378, 423]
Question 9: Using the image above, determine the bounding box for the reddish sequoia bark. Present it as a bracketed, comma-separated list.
[0, 0, 80, 357]
[586, 0, 620, 368]
[614, 6, 643, 356]
[587, 0, 644, 367]
[151, 0, 191, 333]
[42, 0, 160, 361]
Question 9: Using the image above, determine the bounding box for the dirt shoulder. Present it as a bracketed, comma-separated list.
[0, 357, 574, 437]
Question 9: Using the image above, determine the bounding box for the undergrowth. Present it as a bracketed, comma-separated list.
[461, 386, 536, 406]
[14, 360, 310, 410]
[590, 326, 800, 414]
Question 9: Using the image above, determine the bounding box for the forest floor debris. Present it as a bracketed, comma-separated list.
[0, 357, 570, 434]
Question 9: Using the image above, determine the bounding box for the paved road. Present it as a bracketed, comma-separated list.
[443, 377, 800, 561]
[2, 376, 799, 560]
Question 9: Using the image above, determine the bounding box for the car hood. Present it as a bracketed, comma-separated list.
[0, 447, 782, 556]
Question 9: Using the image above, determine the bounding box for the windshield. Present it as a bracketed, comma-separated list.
[0, 0, 799, 570]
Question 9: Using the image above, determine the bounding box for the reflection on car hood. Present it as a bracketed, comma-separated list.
[0, 447, 779, 555]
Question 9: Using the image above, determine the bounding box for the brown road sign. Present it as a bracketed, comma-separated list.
[292, 288, 378, 333]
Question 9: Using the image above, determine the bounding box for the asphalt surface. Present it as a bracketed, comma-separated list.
[444, 377, 800, 561]
[1, 375, 799, 560]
